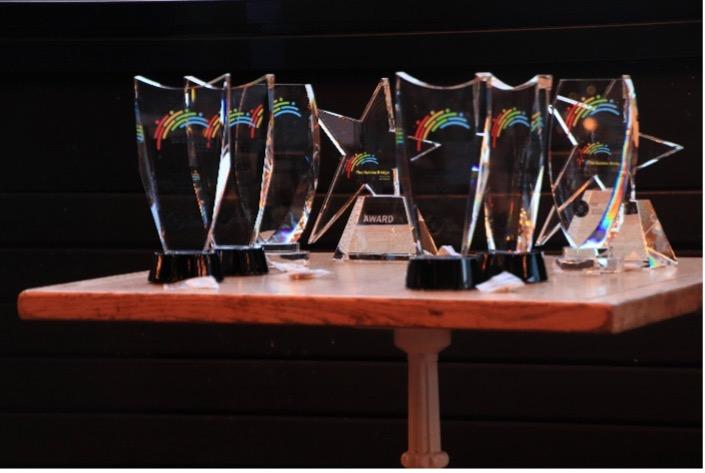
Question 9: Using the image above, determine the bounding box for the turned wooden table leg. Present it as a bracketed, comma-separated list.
[394, 328, 451, 468]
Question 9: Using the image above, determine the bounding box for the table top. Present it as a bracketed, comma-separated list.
[18, 254, 702, 334]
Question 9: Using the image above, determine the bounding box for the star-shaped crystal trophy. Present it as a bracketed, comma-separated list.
[476, 73, 553, 283]
[307, 78, 438, 260]
[395, 72, 488, 289]
[536, 75, 683, 270]
[134, 75, 225, 283]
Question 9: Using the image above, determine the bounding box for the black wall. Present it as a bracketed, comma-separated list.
[0, 0, 701, 467]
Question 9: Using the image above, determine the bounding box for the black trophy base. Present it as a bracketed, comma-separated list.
[216, 246, 269, 276]
[263, 242, 309, 261]
[480, 250, 548, 283]
[148, 251, 223, 284]
[406, 255, 482, 290]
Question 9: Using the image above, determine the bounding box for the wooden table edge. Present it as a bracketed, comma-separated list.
[18, 288, 623, 333]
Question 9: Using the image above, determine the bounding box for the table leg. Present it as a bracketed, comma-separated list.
[394, 328, 451, 468]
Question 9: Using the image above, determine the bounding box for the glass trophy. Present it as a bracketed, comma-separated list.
[308, 78, 438, 260]
[189, 73, 275, 275]
[134, 75, 224, 283]
[395, 72, 487, 289]
[477, 73, 552, 283]
[257, 83, 320, 259]
[537, 75, 683, 270]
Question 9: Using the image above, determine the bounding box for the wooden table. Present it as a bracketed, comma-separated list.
[18, 254, 703, 468]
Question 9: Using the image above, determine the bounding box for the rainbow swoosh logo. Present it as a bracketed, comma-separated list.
[577, 142, 612, 167]
[565, 95, 620, 129]
[204, 104, 265, 142]
[154, 109, 208, 150]
[491, 107, 530, 148]
[273, 98, 302, 118]
[530, 112, 542, 132]
[345, 152, 379, 178]
[413, 109, 470, 151]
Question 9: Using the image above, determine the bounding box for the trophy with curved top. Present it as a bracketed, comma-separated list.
[134, 75, 227, 283]
[395, 72, 487, 289]
[477, 73, 552, 283]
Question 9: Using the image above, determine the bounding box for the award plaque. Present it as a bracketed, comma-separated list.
[192, 73, 274, 275]
[395, 72, 487, 289]
[257, 83, 320, 258]
[308, 78, 438, 260]
[537, 76, 683, 270]
[134, 76, 224, 283]
[477, 73, 552, 283]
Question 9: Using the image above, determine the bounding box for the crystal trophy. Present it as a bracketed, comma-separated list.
[477, 73, 552, 283]
[537, 76, 683, 270]
[308, 78, 438, 260]
[257, 83, 320, 259]
[395, 72, 487, 289]
[134, 76, 224, 283]
[191, 74, 275, 275]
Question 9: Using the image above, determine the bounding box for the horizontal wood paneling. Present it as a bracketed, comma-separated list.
[0, 59, 699, 194]
[0, 190, 698, 253]
[0, 358, 700, 425]
[0, 413, 700, 467]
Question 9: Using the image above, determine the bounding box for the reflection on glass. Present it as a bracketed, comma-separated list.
[479, 73, 552, 253]
[394, 72, 486, 255]
[258, 83, 320, 252]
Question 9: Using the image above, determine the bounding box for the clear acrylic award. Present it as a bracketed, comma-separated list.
[134, 75, 225, 283]
[190, 73, 275, 275]
[308, 78, 437, 260]
[395, 72, 487, 289]
[537, 75, 683, 270]
[257, 83, 320, 259]
[477, 73, 552, 283]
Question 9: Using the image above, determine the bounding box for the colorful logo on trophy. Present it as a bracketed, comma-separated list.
[530, 112, 542, 132]
[565, 95, 620, 130]
[413, 109, 470, 151]
[491, 107, 530, 148]
[204, 104, 265, 142]
[577, 141, 614, 167]
[136, 124, 145, 143]
[273, 98, 302, 118]
[345, 152, 380, 179]
[154, 109, 209, 150]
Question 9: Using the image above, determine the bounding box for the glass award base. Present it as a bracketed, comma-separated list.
[334, 195, 429, 261]
[148, 251, 223, 284]
[609, 200, 677, 269]
[406, 255, 483, 290]
[262, 242, 310, 260]
[480, 250, 548, 283]
[215, 246, 269, 276]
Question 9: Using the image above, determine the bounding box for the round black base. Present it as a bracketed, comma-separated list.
[148, 251, 223, 284]
[216, 246, 269, 276]
[480, 250, 548, 283]
[405, 255, 482, 290]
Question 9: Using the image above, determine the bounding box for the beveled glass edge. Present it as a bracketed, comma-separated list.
[396, 71, 480, 89]
[135, 75, 222, 91]
[555, 74, 633, 86]
[478, 72, 553, 90]
[184, 73, 275, 90]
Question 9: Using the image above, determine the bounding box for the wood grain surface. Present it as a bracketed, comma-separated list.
[17, 254, 702, 333]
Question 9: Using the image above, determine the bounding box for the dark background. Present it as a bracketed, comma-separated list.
[0, 0, 701, 467]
